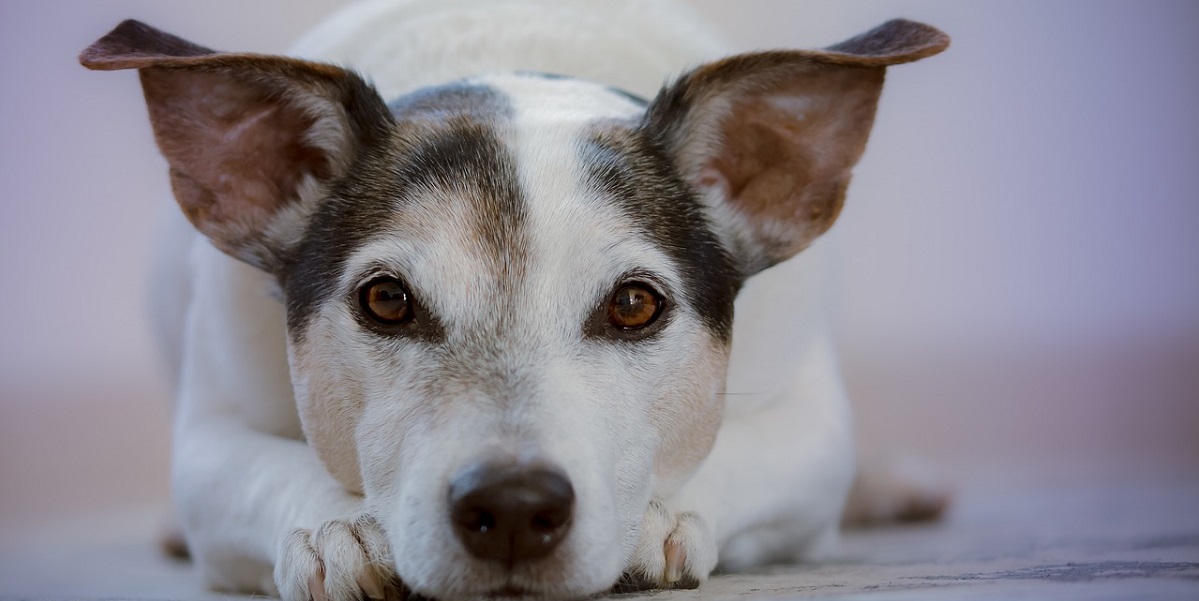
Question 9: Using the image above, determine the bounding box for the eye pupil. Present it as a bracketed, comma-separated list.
[609, 284, 662, 329]
[360, 277, 413, 325]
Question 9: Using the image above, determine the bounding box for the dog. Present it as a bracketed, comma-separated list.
[80, 1, 948, 599]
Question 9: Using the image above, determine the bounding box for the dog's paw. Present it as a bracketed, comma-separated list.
[276, 514, 407, 601]
[616, 499, 717, 593]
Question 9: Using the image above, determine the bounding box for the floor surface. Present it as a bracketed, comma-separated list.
[2, 482, 1196, 600]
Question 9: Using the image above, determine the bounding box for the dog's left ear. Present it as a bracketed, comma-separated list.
[80, 20, 392, 273]
[645, 20, 948, 274]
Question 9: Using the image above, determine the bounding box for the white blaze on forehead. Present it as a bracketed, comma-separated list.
[480, 73, 683, 325]
[476, 73, 714, 579]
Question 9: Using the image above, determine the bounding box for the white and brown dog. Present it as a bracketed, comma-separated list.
[80, 1, 948, 599]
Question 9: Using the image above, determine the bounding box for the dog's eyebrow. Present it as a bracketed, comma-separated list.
[578, 126, 741, 343]
[283, 82, 526, 343]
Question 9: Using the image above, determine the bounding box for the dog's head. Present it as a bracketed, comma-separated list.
[82, 19, 946, 599]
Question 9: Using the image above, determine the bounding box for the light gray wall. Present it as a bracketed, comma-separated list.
[0, 1, 1195, 518]
[3, 1, 1195, 387]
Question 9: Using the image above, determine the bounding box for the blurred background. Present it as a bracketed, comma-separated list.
[1, 0, 1196, 552]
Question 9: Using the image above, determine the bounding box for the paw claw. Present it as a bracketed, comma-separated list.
[664, 539, 685, 584]
[309, 570, 328, 601]
[621, 501, 716, 591]
[358, 571, 385, 600]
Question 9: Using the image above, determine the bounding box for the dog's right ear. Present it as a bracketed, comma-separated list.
[81, 20, 392, 272]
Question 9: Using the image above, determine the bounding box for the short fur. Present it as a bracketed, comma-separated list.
[80, 2, 948, 599]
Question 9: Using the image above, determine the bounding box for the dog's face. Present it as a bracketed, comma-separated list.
[82, 19, 946, 599]
[288, 75, 739, 596]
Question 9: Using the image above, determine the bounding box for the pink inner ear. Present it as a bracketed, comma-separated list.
[144, 69, 330, 249]
[712, 105, 813, 218]
[701, 67, 883, 259]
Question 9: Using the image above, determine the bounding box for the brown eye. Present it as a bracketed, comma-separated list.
[608, 283, 663, 330]
[359, 277, 414, 325]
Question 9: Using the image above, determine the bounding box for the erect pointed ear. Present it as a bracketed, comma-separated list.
[644, 19, 949, 274]
[80, 20, 392, 272]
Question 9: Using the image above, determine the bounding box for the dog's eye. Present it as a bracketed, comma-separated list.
[359, 276, 414, 325]
[608, 283, 663, 330]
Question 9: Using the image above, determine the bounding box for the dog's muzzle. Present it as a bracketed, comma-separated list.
[448, 462, 575, 565]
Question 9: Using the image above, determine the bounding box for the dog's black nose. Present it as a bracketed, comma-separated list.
[448, 462, 574, 564]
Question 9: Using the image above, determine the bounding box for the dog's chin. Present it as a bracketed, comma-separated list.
[408, 558, 619, 601]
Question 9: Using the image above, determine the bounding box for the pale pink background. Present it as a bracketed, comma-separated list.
[1, 1, 1196, 548]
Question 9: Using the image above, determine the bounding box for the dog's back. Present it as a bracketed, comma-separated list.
[290, 0, 729, 99]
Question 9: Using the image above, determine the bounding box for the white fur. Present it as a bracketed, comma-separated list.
[161, 0, 858, 598]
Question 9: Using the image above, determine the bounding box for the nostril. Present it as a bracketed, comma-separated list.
[530, 507, 568, 531]
[457, 506, 497, 533]
[448, 462, 575, 563]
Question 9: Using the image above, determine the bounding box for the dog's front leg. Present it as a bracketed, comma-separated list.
[175, 396, 404, 601]
[643, 335, 855, 577]
[172, 418, 362, 592]
[170, 248, 401, 600]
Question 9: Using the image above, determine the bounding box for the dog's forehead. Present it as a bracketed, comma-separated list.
[284, 74, 738, 343]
